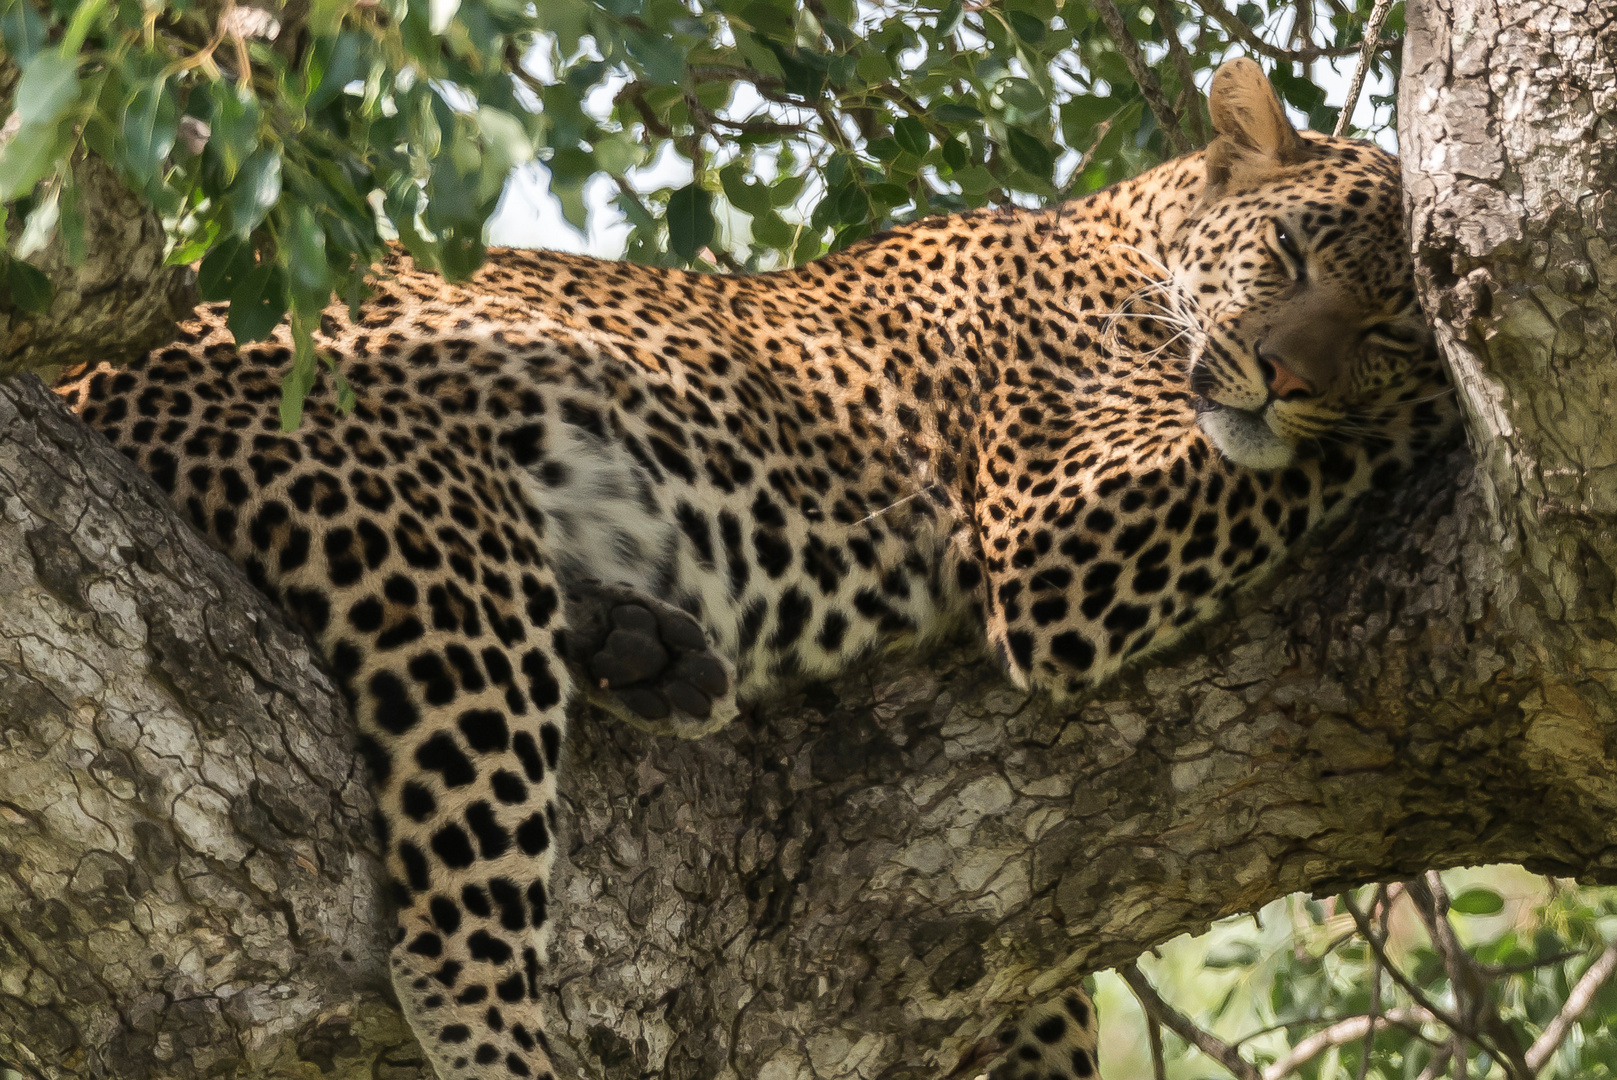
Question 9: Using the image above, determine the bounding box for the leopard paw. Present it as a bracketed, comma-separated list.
[561, 579, 737, 739]
[985, 990, 1098, 1080]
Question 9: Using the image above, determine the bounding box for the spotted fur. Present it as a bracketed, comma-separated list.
[57, 59, 1454, 1080]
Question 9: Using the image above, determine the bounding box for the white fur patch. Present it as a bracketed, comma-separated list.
[510, 420, 677, 595]
[1197, 405, 1294, 469]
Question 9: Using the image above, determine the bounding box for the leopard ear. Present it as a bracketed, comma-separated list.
[1202, 57, 1309, 198]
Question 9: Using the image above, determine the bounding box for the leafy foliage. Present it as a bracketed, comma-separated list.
[2, 0, 1402, 424]
[1102, 869, 1617, 1079]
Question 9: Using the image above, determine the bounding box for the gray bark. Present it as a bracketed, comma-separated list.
[0, 58, 195, 378]
[4, 0, 1617, 1076]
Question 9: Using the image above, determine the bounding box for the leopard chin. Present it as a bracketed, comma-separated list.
[1195, 400, 1295, 470]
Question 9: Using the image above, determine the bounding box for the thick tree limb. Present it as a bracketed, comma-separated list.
[4, 1, 1617, 1077]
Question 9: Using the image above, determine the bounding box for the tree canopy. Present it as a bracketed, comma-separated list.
[1, 0, 1399, 422]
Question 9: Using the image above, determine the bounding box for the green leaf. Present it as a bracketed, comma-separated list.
[997, 77, 1045, 113]
[829, 219, 870, 252]
[666, 183, 715, 262]
[741, 0, 794, 40]
[720, 164, 772, 216]
[58, 182, 85, 267]
[280, 312, 319, 429]
[307, 30, 368, 112]
[476, 107, 533, 202]
[228, 148, 283, 238]
[1005, 128, 1054, 178]
[869, 182, 911, 208]
[1451, 889, 1506, 916]
[0, 120, 67, 201]
[3, 257, 53, 313]
[0, 0, 49, 63]
[866, 136, 902, 162]
[122, 77, 179, 186]
[771, 173, 807, 207]
[750, 209, 796, 250]
[941, 137, 969, 171]
[287, 204, 332, 303]
[207, 80, 261, 182]
[933, 101, 983, 124]
[625, 29, 686, 84]
[893, 116, 930, 157]
[1007, 10, 1045, 43]
[16, 51, 81, 126]
[198, 237, 254, 301]
[228, 262, 288, 344]
[833, 181, 869, 224]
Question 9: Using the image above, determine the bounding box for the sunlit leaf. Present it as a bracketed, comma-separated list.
[1451, 888, 1506, 916]
[15, 50, 81, 125]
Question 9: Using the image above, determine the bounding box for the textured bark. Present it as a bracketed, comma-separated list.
[3, 1, 1617, 1077]
[0, 60, 196, 379]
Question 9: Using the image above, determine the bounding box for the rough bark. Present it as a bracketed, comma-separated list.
[3, 1, 1617, 1077]
[0, 59, 196, 379]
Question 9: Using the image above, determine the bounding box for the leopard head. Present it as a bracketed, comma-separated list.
[1167, 57, 1446, 470]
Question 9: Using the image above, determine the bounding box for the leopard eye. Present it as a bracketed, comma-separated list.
[1271, 220, 1306, 282]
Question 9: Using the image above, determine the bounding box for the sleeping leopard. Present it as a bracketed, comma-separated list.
[57, 58, 1455, 1080]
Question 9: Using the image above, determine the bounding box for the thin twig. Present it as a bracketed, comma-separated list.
[1407, 873, 1532, 1080]
[1091, 0, 1191, 154]
[1340, 890, 1479, 1043]
[1146, 1009, 1168, 1080]
[1189, 0, 1367, 61]
[1526, 941, 1617, 1071]
[1262, 1008, 1439, 1080]
[1151, 0, 1208, 145]
[1415, 1045, 1455, 1080]
[1357, 885, 1389, 1080]
[1121, 962, 1261, 1080]
[504, 43, 551, 104]
[1333, 0, 1396, 136]
[614, 82, 674, 140]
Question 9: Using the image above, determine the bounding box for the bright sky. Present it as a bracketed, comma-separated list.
[487, 21, 1397, 258]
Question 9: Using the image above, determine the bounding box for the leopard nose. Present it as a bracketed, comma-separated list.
[1257, 352, 1314, 400]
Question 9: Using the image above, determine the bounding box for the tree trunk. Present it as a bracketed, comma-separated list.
[3, 1, 1616, 1077]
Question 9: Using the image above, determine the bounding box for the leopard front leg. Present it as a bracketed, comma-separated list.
[559, 579, 738, 739]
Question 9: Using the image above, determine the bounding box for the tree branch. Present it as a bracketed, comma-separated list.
[1340, 889, 1478, 1043]
[1121, 963, 1261, 1080]
[1525, 942, 1617, 1072]
[1091, 0, 1192, 154]
[1355, 885, 1389, 1080]
[1262, 1009, 1439, 1080]
[1188, 0, 1370, 61]
[1407, 874, 1532, 1079]
[1152, 0, 1209, 145]
[1333, 0, 1395, 135]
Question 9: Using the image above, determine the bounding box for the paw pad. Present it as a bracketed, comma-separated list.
[562, 580, 735, 734]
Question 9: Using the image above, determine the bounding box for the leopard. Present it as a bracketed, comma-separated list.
[56, 57, 1454, 1080]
